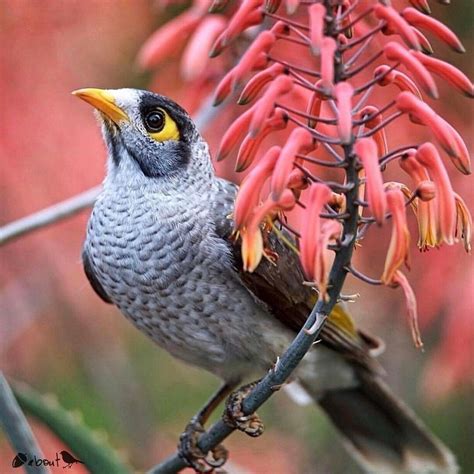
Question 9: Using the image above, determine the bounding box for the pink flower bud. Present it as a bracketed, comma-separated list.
[235, 108, 287, 171]
[374, 4, 420, 51]
[238, 64, 286, 105]
[384, 42, 438, 99]
[412, 27, 434, 55]
[216, 107, 254, 161]
[358, 106, 388, 157]
[308, 3, 326, 55]
[312, 220, 342, 299]
[334, 82, 354, 145]
[411, 52, 474, 98]
[374, 65, 423, 99]
[285, 0, 300, 15]
[271, 127, 314, 200]
[137, 11, 201, 69]
[396, 92, 466, 165]
[320, 37, 337, 92]
[234, 146, 281, 230]
[287, 168, 309, 192]
[213, 69, 235, 106]
[181, 16, 227, 81]
[213, 0, 264, 54]
[354, 138, 387, 225]
[391, 271, 423, 349]
[402, 7, 466, 53]
[249, 75, 293, 136]
[416, 181, 436, 201]
[231, 31, 277, 89]
[454, 193, 472, 253]
[408, 0, 431, 15]
[416, 143, 457, 245]
[382, 188, 411, 284]
[299, 183, 332, 279]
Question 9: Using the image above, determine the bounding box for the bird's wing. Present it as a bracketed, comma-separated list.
[211, 178, 384, 374]
[82, 248, 113, 303]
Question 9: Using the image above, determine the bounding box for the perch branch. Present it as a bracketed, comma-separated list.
[0, 373, 48, 474]
[149, 142, 360, 474]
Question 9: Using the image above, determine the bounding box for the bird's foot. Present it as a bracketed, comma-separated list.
[178, 417, 228, 473]
[222, 382, 264, 437]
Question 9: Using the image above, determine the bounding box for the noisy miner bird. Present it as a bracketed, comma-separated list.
[73, 88, 456, 473]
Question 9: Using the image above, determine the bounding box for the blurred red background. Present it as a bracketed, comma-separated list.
[0, 1, 473, 472]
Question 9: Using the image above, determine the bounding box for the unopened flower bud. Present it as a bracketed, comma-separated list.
[416, 181, 436, 201]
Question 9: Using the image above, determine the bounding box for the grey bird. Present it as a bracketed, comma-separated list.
[73, 87, 456, 473]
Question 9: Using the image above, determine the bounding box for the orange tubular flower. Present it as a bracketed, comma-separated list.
[299, 184, 332, 280]
[234, 146, 281, 230]
[384, 42, 438, 99]
[334, 82, 354, 145]
[242, 189, 296, 272]
[416, 143, 457, 245]
[392, 271, 423, 349]
[399, 151, 439, 250]
[241, 225, 264, 273]
[354, 138, 387, 225]
[382, 188, 410, 284]
[270, 127, 314, 201]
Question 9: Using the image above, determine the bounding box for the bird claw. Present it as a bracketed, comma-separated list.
[222, 383, 265, 438]
[178, 418, 228, 473]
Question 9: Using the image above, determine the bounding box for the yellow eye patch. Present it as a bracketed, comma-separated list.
[144, 108, 180, 142]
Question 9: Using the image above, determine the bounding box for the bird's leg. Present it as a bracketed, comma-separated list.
[178, 380, 239, 473]
[222, 380, 265, 437]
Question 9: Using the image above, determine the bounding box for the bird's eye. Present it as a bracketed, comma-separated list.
[143, 108, 180, 142]
[144, 110, 165, 132]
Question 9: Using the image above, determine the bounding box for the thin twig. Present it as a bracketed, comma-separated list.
[0, 373, 48, 474]
[0, 186, 102, 246]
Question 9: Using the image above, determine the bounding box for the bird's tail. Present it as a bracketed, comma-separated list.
[303, 373, 457, 473]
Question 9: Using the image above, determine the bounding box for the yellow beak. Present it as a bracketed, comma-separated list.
[72, 88, 129, 124]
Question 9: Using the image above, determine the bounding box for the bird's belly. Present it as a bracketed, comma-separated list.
[86, 205, 290, 379]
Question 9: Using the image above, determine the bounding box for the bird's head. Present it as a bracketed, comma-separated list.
[73, 88, 208, 182]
